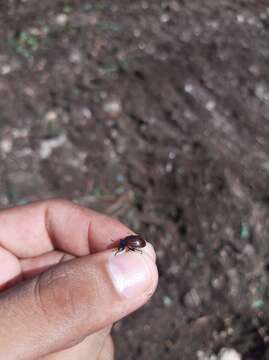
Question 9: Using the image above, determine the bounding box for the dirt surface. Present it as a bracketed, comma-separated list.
[1, 1, 269, 359]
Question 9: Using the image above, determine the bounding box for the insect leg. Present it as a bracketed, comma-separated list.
[128, 247, 142, 254]
[114, 247, 125, 256]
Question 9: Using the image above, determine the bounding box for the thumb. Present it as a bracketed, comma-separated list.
[0, 244, 158, 360]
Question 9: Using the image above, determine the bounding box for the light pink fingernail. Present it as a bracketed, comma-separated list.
[107, 252, 153, 299]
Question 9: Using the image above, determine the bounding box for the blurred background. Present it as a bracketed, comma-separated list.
[1, 1, 269, 359]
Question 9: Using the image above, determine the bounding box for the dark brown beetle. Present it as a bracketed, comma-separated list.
[115, 235, 146, 255]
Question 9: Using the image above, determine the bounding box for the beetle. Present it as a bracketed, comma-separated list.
[114, 235, 146, 255]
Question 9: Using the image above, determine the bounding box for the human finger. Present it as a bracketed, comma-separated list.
[0, 244, 158, 359]
[98, 335, 114, 360]
[42, 327, 111, 360]
[0, 199, 137, 259]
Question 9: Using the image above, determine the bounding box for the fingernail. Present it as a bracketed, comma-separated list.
[143, 242, 156, 263]
[107, 252, 153, 299]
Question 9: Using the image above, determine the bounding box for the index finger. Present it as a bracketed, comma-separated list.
[0, 199, 134, 258]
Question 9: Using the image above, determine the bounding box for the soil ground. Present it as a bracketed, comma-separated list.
[1, 1, 269, 359]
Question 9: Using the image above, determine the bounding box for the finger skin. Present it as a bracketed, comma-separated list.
[0, 199, 142, 289]
[0, 199, 136, 258]
[0, 247, 158, 359]
[0, 247, 22, 290]
[0, 199, 157, 359]
[20, 252, 74, 279]
[98, 335, 114, 360]
[41, 327, 111, 360]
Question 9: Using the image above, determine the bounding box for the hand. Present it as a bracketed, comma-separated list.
[0, 199, 158, 359]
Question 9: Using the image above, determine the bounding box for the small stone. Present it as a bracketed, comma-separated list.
[103, 100, 122, 118]
[116, 174, 125, 183]
[168, 151, 176, 160]
[218, 348, 241, 360]
[227, 269, 239, 296]
[69, 50, 82, 64]
[45, 111, 57, 121]
[249, 64, 260, 75]
[184, 84, 193, 93]
[255, 84, 269, 101]
[163, 296, 173, 307]
[0, 138, 13, 153]
[197, 350, 208, 360]
[197, 350, 217, 360]
[240, 223, 250, 240]
[13, 128, 29, 138]
[82, 107, 92, 120]
[24, 87, 35, 97]
[133, 28, 141, 37]
[243, 244, 255, 257]
[205, 100, 216, 111]
[251, 299, 264, 309]
[183, 288, 201, 308]
[1, 64, 11, 75]
[111, 129, 118, 139]
[29, 27, 42, 36]
[56, 14, 68, 26]
[237, 14, 245, 23]
[262, 162, 269, 173]
[160, 14, 170, 23]
[39, 134, 66, 160]
[211, 275, 225, 290]
[165, 162, 173, 173]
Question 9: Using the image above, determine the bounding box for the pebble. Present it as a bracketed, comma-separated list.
[251, 299, 264, 309]
[218, 348, 241, 360]
[1, 64, 11, 75]
[82, 107, 92, 120]
[205, 100, 216, 111]
[0, 138, 13, 153]
[196, 350, 217, 360]
[56, 14, 68, 26]
[160, 14, 170, 23]
[168, 151, 176, 160]
[183, 288, 201, 308]
[184, 83, 194, 93]
[165, 162, 173, 173]
[243, 244, 255, 257]
[39, 134, 66, 159]
[45, 111, 57, 121]
[211, 275, 225, 290]
[237, 14, 245, 23]
[116, 174, 125, 183]
[227, 269, 240, 296]
[103, 100, 122, 118]
[133, 28, 141, 37]
[13, 128, 29, 138]
[240, 223, 250, 240]
[256, 84, 269, 101]
[69, 50, 82, 64]
[163, 296, 173, 307]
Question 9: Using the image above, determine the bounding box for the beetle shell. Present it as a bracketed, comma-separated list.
[121, 235, 146, 248]
[115, 235, 146, 255]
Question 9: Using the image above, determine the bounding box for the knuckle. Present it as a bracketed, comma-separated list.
[33, 265, 79, 320]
